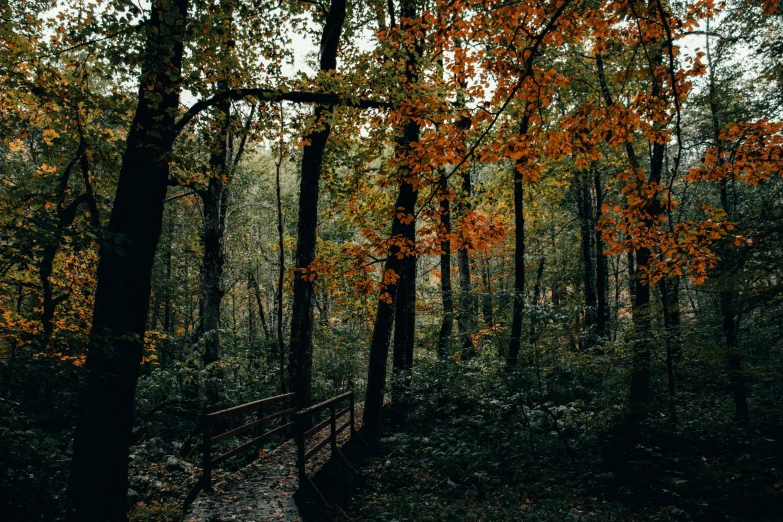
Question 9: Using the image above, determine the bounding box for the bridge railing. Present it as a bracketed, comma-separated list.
[185, 390, 359, 513]
[293, 390, 356, 496]
[201, 391, 296, 491]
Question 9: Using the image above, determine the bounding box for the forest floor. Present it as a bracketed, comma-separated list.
[336, 407, 783, 522]
[183, 402, 364, 522]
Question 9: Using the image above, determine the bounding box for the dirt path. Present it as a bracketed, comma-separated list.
[185, 402, 363, 522]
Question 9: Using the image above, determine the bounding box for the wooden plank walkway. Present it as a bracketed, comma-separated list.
[185, 402, 363, 521]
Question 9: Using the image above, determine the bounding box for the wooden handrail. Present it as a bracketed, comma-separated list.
[296, 391, 353, 417]
[212, 421, 294, 465]
[184, 390, 360, 514]
[211, 407, 296, 443]
[199, 392, 296, 493]
[294, 391, 356, 498]
[205, 392, 295, 422]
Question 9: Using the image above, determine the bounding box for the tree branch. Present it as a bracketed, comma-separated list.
[173, 89, 392, 139]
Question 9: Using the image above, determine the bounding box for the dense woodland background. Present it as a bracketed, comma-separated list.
[1, 0, 782, 520]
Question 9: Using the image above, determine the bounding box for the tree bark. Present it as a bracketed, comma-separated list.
[577, 178, 596, 346]
[594, 170, 609, 339]
[199, 0, 241, 366]
[507, 114, 530, 366]
[163, 210, 173, 334]
[199, 170, 227, 365]
[364, 0, 420, 437]
[437, 174, 453, 357]
[288, 0, 347, 411]
[480, 256, 494, 326]
[250, 273, 270, 340]
[393, 248, 416, 374]
[247, 276, 255, 344]
[275, 123, 286, 395]
[457, 171, 475, 352]
[363, 174, 418, 439]
[723, 295, 750, 423]
[529, 258, 545, 346]
[719, 186, 749, 422]
[67, 1, 187, 519]
[660, 278, 678, 423]
[597, 51, 663, 416]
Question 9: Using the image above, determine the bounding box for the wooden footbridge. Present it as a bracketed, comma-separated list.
[184, 391, 364, 521]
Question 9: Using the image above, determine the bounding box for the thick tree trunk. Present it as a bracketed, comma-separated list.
[200, 173, 227, 365]
[393, 250, 416, 374]
[363, 0, 420, 437]
[67, 1, 187, 519]
[393, 262, 410, 373]
[363, 175, 418, 438]
[721, 284, 749, 420]
[199, 0, 236, 366]
[437, 174, 453, 357]
[288, 0, 346, 411]
[392, 200, 416, 408]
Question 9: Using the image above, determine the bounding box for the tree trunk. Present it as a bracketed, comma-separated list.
[481, 255, 494, 326]
[507, 114, 530, 366]
[706, 27, 750, 422]
[393, 249, 416, 374]
[199, 1, 235, 366]
[529, 258, 545, 346]
[720, 187, 749, 422]
[392, 205, 416, 408]
[275, 128, 286, 395]
[67, 1, 187, 519]
[250, 273, 270, 340]
[363, 0, 420, 438]
[578, 178, 596, 346]
[41, 144, 100, 343]
[199, 174, 227, 365]
[247, 276, 255, 343]
[163, 211, 173, 333]
[597, 51, 663, 416]
[363, 175, 418, 438]
[595, 170, 609, 339]
[437, 175, 453, 357]
[457, 171, 475, 352]
[288, 0, 347, 411]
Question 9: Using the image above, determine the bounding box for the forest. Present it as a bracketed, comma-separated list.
[1, 0, 782, 520]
